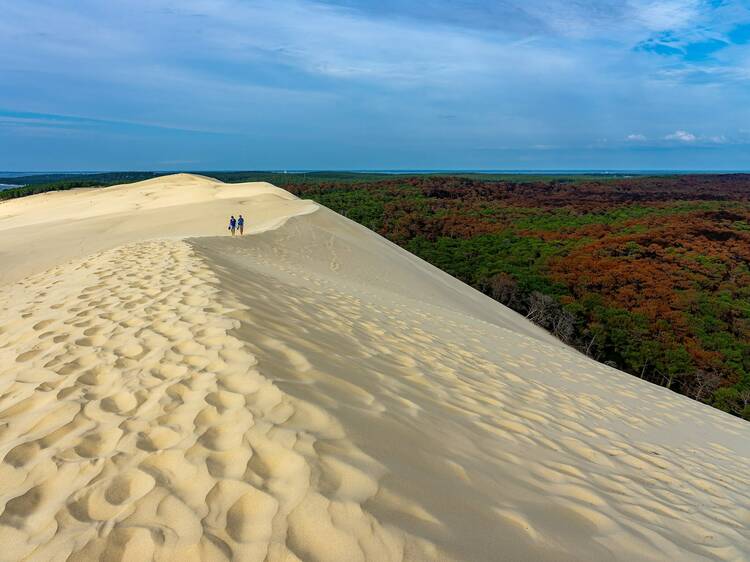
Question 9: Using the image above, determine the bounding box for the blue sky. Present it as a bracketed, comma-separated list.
[1, 0, 749, 170]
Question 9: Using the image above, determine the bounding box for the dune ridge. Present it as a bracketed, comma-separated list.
[0, 174, 317, 286]
[0, 174, 748, 561]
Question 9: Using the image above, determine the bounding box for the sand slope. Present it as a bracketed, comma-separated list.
[0, 175, 748, 561]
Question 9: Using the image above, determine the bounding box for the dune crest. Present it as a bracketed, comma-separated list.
[0, 174, 317, 286]
[0, 174, 748, 561]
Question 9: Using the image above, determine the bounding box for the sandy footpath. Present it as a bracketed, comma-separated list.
[0, 175, 748, 561]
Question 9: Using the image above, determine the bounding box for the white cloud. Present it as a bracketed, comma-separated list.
[665, 130, 696, 142]
[662, 131, 731, 144]
[510, 0, 718, 42]
[629, 0, 703, 32]
[626, 133, 647, 141]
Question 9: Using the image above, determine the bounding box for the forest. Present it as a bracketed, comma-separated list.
[3, 172, 748, 418]
[0, 170, 631, 200]
[283, 174, 750, 420]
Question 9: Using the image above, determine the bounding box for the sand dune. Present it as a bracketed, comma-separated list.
[0, 174, 317, 286]
[0, 174, 748, 561]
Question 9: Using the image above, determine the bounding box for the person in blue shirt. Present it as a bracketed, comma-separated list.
[228, 215, 236, 235]
[237, 214, 245, 235]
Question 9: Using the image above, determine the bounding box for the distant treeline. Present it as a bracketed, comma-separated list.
[0, 171, 391, 200]
[0, 170, 626, 201]
[0, 173, 161, 200]
[1, 179, 122, 200]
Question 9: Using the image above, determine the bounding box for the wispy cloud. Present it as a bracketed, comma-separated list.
[0, 110, 229, 136]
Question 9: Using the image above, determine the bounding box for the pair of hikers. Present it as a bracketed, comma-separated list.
[228, 215, 245, 236]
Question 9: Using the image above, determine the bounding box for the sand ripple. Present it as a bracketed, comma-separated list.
[0, 240, 400, 561]
[187, 212, 750, 562]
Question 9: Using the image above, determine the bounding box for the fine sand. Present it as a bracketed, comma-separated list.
[0, 174, 748, 561]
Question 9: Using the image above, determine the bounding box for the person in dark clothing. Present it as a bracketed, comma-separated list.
[228, 215, 237, 235]
[237, 214, 245, 235]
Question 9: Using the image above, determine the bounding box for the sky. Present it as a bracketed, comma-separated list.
[1, 0, 750, 171]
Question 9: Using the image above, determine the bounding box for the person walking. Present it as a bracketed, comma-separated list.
[237, 214, 245, 235]
[228, 215, 237, 236]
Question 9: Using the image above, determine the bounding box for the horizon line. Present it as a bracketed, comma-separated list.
[3, 168, 750, 175]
